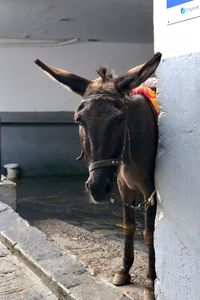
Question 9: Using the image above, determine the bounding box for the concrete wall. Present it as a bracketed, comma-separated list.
[0, 112, 86, 177]
[0, 41, 153, 176]
[154, 1, 200, 299]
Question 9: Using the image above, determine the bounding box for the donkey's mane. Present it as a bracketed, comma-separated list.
[96, 66, 116, 81]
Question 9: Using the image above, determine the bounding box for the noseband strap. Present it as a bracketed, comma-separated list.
[89, 159, 121, 173]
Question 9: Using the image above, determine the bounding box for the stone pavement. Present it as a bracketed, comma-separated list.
[0, 242, 57, 300]
[0, 201, 133, 300]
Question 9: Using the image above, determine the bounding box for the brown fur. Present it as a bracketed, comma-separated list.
[84, 68, 118, 97]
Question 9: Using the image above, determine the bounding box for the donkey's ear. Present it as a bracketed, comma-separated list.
[115, 52, 162, 94]
[35, 59, 91, 96]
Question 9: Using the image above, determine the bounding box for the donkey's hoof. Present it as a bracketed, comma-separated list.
[145, 278, 154, 291]
[113, 271, 131, 286]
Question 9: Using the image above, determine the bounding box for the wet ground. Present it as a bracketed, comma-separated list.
[17, 176, 146, 252]
[17, 176, 154, 300]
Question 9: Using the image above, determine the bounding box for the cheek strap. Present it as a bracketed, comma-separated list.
[76, 150, 84, 161]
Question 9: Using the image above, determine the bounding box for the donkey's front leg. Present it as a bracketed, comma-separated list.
[113, 183, 136, 286]
[143, 189, 157, 291]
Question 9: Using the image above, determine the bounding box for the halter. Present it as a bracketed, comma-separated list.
[80, 92, 156, 211]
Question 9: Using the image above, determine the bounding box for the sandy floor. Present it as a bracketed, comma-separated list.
[32, 219, 155, 300]
[17, 176, 155, 299]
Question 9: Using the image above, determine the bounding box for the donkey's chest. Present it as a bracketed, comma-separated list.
[118, 162, 147, 191]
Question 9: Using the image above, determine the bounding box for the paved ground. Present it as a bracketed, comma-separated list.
[0, 200, 133, 300]
[16, 176, 155, 300]
[0, 242, 57, 300]
[17, 176, 146, 252]
[35, 219, 155, 300]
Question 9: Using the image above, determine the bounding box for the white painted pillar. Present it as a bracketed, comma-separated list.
[154, 1, 200, 300]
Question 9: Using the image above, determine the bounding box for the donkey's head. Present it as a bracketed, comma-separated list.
[35, 52, 161, 202]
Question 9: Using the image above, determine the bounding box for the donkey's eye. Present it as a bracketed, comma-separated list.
[75, 115, 83, 124]
[77, 102, 85, 111]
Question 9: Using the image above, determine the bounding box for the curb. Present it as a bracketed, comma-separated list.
[0, 201, 133, 300]
[0, 179, 16, 210]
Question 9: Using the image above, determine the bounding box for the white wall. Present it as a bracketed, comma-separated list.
[154, 1, 200, 300]
[0, 42, 153, 112]
[154, 0, 200, 58]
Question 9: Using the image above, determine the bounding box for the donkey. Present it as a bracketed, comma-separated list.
[35, 52, 162, 290]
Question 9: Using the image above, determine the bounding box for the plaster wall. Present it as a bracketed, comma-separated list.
[154, 1, 200, 299]
[154, 0, 200, 58]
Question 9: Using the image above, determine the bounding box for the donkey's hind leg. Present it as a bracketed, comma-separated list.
[113, 181, 136, 286]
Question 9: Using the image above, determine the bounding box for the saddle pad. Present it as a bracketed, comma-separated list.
[130, 86, 160, 115]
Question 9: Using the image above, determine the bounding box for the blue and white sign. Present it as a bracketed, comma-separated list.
[167, 0, 200, 24]
[167, 0, 193, 9]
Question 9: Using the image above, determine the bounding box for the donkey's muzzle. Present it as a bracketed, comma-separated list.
[85, 176, 112, 202]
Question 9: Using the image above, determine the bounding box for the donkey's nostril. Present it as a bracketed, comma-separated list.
[85, 181, 90, 191]
[85, 177, 112, 201]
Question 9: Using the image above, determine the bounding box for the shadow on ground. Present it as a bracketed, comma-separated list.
[17, 176, 146, 252]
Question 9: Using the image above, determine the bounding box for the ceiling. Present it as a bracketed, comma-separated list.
[0, 0, 153, 44]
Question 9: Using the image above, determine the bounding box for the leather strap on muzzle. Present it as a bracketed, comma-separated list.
[89, 159, 121, 173]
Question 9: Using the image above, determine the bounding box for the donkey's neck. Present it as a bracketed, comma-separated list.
[121, 127, 132, 163]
